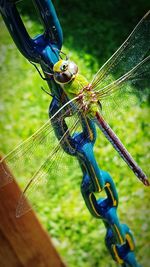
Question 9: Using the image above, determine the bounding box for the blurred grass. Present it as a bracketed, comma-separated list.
[0, 1, 150, 267]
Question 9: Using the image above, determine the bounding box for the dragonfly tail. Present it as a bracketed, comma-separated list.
[95, 112, 149, 186]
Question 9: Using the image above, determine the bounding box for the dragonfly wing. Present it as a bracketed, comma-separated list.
[95, 55, 150, 121]
[94, 56, 150, 180]
[0, 97, 78, 188]
[16, 146, 65, 217]
[91, 11, 150, 90]
[96, 55, 150, 109]
[0, 119, 55, 188]
[15, 111, 81, 217]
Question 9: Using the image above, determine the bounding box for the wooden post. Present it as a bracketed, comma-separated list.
[0, 157, 67, 267]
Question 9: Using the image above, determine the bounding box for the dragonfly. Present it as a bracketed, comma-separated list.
[0, 11, 150, 218]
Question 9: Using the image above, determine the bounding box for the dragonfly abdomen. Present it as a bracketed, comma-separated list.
[95, 112, 149, 186]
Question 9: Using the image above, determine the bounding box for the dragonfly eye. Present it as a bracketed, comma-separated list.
[60, 63, 68, 71]
[54, 72, 72, 84]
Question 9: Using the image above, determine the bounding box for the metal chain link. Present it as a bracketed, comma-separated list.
[0, 1, 142, 266]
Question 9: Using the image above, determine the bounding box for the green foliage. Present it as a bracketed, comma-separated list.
[0, 1, 150, 267]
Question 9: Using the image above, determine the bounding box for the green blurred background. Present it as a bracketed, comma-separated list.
[0, 0, 150, 266]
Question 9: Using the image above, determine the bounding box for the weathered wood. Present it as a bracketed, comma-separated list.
[0, 157, 66, 267]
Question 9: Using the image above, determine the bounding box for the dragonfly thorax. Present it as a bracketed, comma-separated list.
[78, 85, 99, 117]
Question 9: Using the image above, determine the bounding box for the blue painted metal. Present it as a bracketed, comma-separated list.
[0, 1, 142, 266]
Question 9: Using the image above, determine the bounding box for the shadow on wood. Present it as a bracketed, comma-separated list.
[0, 156, 67, 267]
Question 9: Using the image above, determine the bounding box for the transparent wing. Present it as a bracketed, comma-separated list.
[91, 11, 150, 90]
[94, 56, 150, 180]
[0, 97, 78, 188]
[0, 97, 84, 217]
[96, 55, 150, 110]
[16, 114, 81, 218]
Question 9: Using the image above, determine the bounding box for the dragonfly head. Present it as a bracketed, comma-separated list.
[53, 60, 78, 84]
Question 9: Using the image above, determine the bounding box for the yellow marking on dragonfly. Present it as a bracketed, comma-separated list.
[53, 59, 65, 72]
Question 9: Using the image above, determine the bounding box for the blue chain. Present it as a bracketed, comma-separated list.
[0, 1, 142, 266]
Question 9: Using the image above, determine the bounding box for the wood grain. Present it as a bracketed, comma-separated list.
[0, 157, 66, 267]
